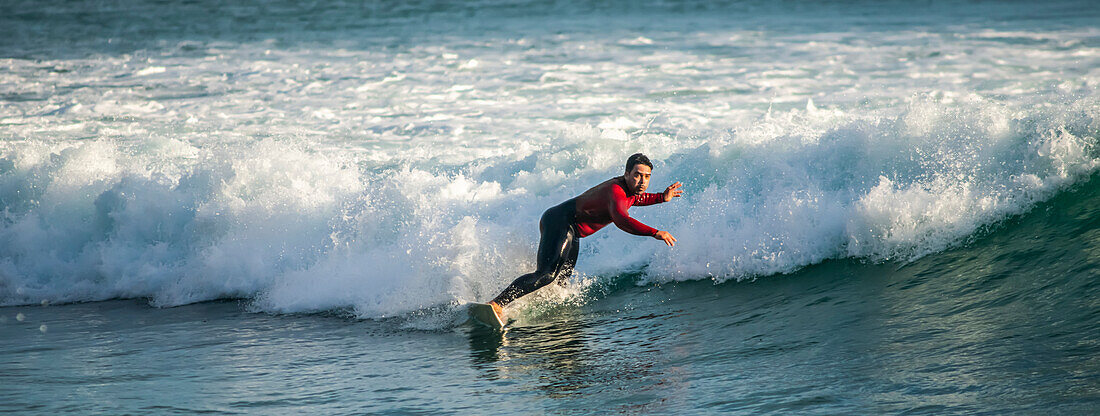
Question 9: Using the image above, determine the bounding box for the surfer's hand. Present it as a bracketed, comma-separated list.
[663, 182, 683, 202]
[655, 230, 677, 247]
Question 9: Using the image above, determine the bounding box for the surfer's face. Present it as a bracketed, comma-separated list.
[624, 164, 651, 195]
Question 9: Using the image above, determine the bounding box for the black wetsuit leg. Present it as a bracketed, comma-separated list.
[491, 199, 579, 306]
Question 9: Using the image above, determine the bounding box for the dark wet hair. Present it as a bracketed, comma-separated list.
[625, 153, 653, 173]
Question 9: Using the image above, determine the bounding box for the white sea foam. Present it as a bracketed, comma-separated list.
[1, 3, 1098, 323]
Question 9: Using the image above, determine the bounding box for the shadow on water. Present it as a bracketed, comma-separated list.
[464, 303, 688, 413]
[466, 325, 506, 365]
[465, 310, 593, 381]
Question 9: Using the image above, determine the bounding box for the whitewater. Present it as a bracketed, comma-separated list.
[3, 0, 1097, 319]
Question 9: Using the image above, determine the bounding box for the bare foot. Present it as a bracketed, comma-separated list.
[487, 301, 505, 325]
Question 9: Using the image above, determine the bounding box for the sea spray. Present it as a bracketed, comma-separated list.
[2, 94, 1096, 316]
[1, 2, 1098, 320]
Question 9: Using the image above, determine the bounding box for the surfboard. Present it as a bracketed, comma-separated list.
[467, 302, 506, 330]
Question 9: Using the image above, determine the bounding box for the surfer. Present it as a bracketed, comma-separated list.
[484, 153, 682, 321]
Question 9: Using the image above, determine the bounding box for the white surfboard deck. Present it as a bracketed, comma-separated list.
[467, 302, 506, 330]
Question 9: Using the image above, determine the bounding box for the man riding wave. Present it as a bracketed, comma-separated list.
[485, 153, 683, 322]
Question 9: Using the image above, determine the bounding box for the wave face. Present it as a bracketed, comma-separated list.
[1, 0, 1099, 317]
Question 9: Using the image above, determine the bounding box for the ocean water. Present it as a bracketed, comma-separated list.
[2, 0, 1099, 413]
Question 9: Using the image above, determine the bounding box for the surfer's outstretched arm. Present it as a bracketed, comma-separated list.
[488, 153, 682, 310]
[607, 180, 681, 247]
[654, 182, 682, 246]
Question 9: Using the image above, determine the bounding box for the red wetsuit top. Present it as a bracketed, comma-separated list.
[572, 177, 666, 238]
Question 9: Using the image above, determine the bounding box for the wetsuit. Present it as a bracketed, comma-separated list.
[491, 177, 666, 306]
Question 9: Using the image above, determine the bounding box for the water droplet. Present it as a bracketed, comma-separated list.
[16, 313, 25, 322]
[39, 325, 48, 333]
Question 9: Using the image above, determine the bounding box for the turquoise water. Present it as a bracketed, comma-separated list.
[2, 0, 1100, 413]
